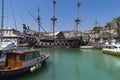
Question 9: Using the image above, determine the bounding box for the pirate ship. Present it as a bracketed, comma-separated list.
[23, 0, 83, 48]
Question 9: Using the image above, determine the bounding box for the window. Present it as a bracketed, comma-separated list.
[25, 54, 28, 60]
[106, 46, 108, 48]
[16, 55, 20, 60]
[109, 46, 111, 49]
[114, 46, 117, 49]
[35, 52, 39, 57]
[10, 55, 15, 60]
[29, 53, 32, 59]
[6, 30, 8, 34]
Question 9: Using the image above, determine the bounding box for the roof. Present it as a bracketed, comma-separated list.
[6, 49, 38, 55]
[48, 31, 61, 36]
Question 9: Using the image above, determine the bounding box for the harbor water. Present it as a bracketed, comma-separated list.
[15, 48, 120, 80]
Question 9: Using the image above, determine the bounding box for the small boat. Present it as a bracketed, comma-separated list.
[80, 45, 94, 49]
[102, 42, 120, 56]
[0, 49, 49, 79]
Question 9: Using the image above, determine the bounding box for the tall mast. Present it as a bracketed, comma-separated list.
[75, 0, 80, 38]
[94, 19, 99, 27]
[37, 7, 40, 34]
[51, 0, 57, 39]
[1, 0, 4, 42]
[10, 0, 17, 30]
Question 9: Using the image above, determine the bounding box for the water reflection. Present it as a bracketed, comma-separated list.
[15, 48, 120, 80]
[102, 54, 120, 80]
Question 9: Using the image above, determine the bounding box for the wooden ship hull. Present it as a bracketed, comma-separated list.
[35, 38, 81, 48]
[0, 50, 49, 79]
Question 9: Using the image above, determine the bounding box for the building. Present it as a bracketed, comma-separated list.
[0, 27, 24, 45]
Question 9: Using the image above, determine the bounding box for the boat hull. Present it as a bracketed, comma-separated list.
[102, 50, 120, 56]
[80, 46, 94, 49]
[0, 53, 49, 79]
[0, 66, 29, 79]
[0, 61, 47, 79]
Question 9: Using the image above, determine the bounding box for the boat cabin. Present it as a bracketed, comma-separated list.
[5, 50, 40, 69]
[104, 45, 120, 50]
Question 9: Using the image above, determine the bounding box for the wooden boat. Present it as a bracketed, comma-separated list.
[0, 49, 49, 79]
[102, 42, 120, 56]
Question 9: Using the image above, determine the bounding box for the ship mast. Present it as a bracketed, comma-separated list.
[1, 0, 4, 42]
[10, 0, 17, 30]
[51, 0, 57, 39]
[75, 0, 80, 38]
[37, 7, 41, 34]
[94, 19, 99, 27]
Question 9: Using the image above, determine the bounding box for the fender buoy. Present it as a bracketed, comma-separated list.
[30, 66, 36, 72]
[35, 63, 41, 69]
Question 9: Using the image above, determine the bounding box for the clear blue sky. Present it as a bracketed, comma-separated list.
[0, 0, 120, 32]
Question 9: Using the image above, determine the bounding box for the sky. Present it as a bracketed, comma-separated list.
[0, 0, 120, 32]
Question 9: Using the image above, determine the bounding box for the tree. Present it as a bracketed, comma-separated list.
[105, 22, 114, 43]
[113, 16, 120, 41]
[92, 26, 103, 39]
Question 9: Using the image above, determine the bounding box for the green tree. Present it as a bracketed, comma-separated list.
[106, 23, 113, 42]
[113, 16, 120, 41]
[92, 26, 103, 39]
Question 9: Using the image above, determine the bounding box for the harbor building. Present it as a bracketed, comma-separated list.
[0, 27, 24, 46]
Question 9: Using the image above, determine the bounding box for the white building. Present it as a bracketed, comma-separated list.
[0, 27, 24, 45]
